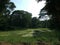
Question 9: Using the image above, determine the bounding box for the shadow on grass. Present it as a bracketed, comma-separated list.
[32, 30, 60, 45]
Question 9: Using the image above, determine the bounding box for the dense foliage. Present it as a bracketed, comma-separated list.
[0, 0, 50, 30]
[38, 0, 60, 30]
[0, 0, 16, 30]
[37, 0, 60, 40]
[11, 10, 32, 28]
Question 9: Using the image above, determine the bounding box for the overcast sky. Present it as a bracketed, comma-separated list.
[11, 0, 46, 17]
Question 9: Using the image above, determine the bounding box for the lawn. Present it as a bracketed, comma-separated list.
[0, 28, 59, 44]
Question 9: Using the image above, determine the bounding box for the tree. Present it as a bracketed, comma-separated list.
[37, 0, 60, 30]
[11, 10, 32, 28]
[0, 0, 16, 30]
[37, 0, 60, 40]
[0, 0, 16, 15]
[31, 17, 40, 28]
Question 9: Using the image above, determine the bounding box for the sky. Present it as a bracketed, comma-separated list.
[11, 0, 46, 17]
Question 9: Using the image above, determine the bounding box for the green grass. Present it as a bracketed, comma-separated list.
[0, 28, 59, 44]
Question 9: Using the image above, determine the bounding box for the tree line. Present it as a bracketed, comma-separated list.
[0, 10, 50, 30]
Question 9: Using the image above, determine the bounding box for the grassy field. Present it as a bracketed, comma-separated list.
[0, 28, 59, 44]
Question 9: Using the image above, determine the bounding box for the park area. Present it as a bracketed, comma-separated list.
[0, 28, 59, 45]
[0, 0, 60, 45]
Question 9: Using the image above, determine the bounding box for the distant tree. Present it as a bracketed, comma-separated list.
[31, 17, 40, 28]
[39, 20, 50, 28]
[11, 10, 32, 28]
